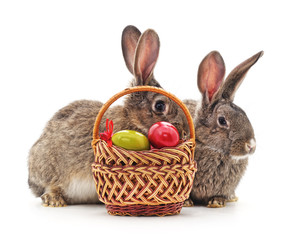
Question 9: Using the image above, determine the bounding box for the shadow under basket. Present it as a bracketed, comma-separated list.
[91, 86, 197, 216]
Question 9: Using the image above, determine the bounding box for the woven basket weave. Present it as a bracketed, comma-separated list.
[91, 86, 196, 216]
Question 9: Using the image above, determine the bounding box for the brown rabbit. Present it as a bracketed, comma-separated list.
[184, 50, 263, 207]
[28, 25, 189, 207]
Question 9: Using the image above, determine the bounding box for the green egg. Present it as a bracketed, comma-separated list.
[112, 130, 150, 151]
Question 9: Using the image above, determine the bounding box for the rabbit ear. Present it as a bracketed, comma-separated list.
[122, 25, 142, 74]
[133, 29, 160, 85]
[197, 51, 225, 103]
[218, 51, 264, 101]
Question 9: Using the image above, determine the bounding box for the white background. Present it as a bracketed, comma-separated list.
[1, 0, 289, 239]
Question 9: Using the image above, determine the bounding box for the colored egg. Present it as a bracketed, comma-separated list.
[148, 122, 180, 149]
[112, 130, 150, 151]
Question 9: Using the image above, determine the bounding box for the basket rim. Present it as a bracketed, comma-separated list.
[92, 138, 196, 168]
[92, 137, 195, 155]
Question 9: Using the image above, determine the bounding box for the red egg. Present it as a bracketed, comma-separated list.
[148, 122, 180, 149]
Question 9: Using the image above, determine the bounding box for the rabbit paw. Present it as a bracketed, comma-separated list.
[183, 199, 194, 207]
[41, 192, 67, 207]
[207, 197, 226, 208]
[226, 195, 239, 202]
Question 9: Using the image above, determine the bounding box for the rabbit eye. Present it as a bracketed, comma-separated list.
[154, 100, 166, 113]
[218, 116, 228, 127]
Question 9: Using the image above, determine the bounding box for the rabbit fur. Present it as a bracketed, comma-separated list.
[28, 26, 189, 207]
[184, 50, 263, 207]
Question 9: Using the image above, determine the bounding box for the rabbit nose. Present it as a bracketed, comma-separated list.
[245, 138, 256, 154]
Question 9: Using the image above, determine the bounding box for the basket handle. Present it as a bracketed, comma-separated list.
[92, 86, 195, 141]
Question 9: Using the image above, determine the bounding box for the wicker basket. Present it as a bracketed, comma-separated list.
[91, 86, 196, 216]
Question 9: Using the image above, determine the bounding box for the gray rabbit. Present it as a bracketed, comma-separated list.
[28, 26, 189, 207]
[184, 50, 263, 207]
